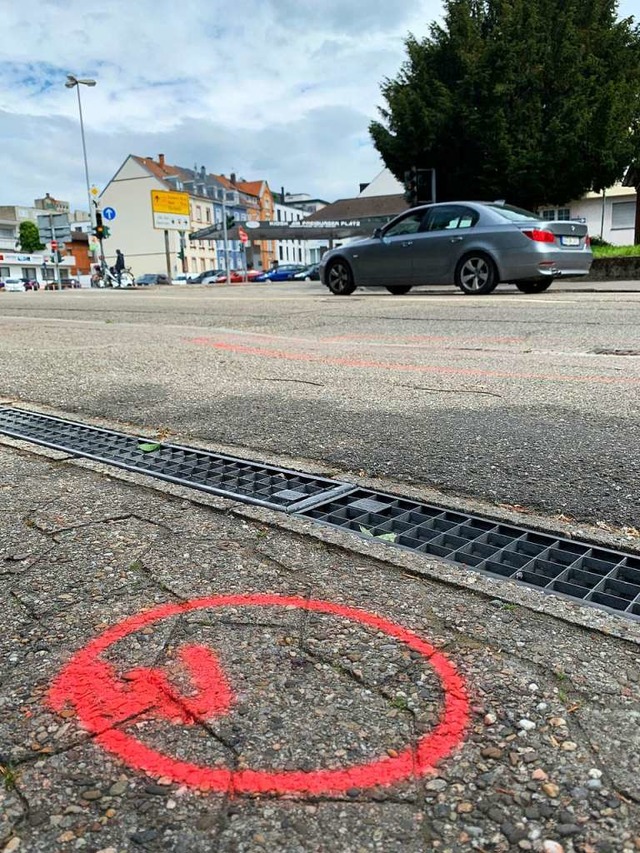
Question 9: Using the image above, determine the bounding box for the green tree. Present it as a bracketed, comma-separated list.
[370, 0, 640, 211]
[18, 220, 44, 253]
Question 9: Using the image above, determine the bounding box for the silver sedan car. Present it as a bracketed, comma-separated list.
[320, 202, 592, 296]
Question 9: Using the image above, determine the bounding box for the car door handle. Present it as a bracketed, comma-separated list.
[449, 236, 464, 243]
[401, 241, 414, 247]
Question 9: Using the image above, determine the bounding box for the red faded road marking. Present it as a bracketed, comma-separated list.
[188, 337, 640, 386]
[48, 594, 469, 796]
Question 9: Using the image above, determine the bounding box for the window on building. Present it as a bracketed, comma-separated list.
[540, 208, 571, 221]
[277, 210, 281, 221]
[206, 208, 211, 223]
[298, 247, 302, 262]
[612, 201, 635, 230]
[278, 245, 283, 261]
[0, 266, 10, 278]
[196, 206, 202, 222]
[22, 267, 36, 279]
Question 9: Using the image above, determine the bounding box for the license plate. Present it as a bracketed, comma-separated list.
[561, 236, 580, 246]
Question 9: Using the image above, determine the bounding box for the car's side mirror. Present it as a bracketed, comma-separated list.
[373, 227, 383, 238]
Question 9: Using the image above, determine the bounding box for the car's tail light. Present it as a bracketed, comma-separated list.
[585, 235, 591, 247]
[521, 229, 557, 243]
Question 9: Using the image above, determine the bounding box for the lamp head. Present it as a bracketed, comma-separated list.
[65, 75, 97, 88]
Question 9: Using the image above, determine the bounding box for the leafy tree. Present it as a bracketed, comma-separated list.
[370, 0, 640, 212]
[18, 220, 44, 253]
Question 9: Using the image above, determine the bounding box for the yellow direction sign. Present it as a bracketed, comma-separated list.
[151, 190, 190, 216]
[150, 190, 190, 231]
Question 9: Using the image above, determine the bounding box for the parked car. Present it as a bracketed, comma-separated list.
[2, 278, 26, 292]
[135, 273, 170, 286]
[319, 202, 592, 296]
[213, 270, 244, 283]
[187, 269, 220, 284]
[292, 264, 320, 281]
[254, 264, 306, 282]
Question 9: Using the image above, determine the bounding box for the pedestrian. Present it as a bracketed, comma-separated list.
[115, 249, 125, 285]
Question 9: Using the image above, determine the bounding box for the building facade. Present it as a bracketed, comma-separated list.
[539, 184, 637, 246]
[100, 155, 279, 278]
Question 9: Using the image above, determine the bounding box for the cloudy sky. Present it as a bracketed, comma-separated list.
[1, 0, 637, 211]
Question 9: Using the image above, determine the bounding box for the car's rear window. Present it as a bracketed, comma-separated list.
[487, 204, 540, 222]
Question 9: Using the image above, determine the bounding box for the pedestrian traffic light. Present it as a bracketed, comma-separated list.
[226, 215, 235, 229]
[404, 166, 419, 207]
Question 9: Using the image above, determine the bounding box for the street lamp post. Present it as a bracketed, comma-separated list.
[65, 74, 96, 251]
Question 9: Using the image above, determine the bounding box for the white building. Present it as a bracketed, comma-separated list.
[539, 184, 636, 246]
[0, 204, 78, 284]
[273, 201, 323, 266]
[100, 155, 225, 278]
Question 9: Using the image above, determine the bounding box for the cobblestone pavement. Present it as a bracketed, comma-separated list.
[1, 434, 639, 853]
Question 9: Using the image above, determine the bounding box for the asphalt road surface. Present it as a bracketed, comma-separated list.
[1, 280, 639, 528]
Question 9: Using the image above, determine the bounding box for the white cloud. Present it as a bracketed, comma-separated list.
[2, 0, 636, 209]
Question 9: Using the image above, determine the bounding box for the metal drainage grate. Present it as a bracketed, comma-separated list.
[2, 407, 639, 623]
[297, 489, 640, 622]
[0, 408, 352, 512]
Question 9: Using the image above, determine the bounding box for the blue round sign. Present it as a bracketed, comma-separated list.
[103, 207, 116, 221]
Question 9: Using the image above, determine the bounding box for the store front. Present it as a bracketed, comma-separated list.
[0, 252, 77, 284]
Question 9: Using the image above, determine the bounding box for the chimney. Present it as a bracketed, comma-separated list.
[281, 186, 285, 203]
[158, 153, 165, 167]
[230, 172, 237, 185]
[200, 166, 206, 180]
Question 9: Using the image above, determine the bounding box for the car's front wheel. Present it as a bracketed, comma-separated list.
[386, 285, 412, 295]
[455, 253, 498, 295]
[325, 259, 356, 295]
[515, 279, 554, 294]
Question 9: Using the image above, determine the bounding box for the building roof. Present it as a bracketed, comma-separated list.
[306, 194, 408, 222]
[213, 174, 260, 202]
[133, 155, 186, 187]
[583, 182, 637, 200]
[623, 166, 640, 189]
[236, 180, 265, 197]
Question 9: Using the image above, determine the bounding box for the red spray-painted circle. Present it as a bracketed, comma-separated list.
[48, 594, 469, 795]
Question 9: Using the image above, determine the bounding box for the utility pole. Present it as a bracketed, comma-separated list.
[48, 212, 61, 290]
[164, 230, 172, 284]
[221, 192, 230, 277]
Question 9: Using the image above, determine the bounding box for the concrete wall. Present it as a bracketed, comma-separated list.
[586, 256, 640, 281]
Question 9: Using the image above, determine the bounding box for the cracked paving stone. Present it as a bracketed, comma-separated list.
[1, 443, 639, 851]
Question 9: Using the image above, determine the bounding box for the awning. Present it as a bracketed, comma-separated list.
[189, 215, 395, 243]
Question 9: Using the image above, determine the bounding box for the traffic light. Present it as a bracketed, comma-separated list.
[93, 211, 105, 240]
[226, 215, 235, 229]
[404, 166, 418, 207]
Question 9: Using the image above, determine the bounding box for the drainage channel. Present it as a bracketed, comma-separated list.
[298, 488, 640, 623]
[0, 407, 351, 512]
[1, 406, 639, 623]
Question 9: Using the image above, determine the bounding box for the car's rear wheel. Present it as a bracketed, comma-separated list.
[515, 279, 554, 294]
[386, 285, 412, 295]
[326, 259, 356, 295]
[455, 253, 498, 295]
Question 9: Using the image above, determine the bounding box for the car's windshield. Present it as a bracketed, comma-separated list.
[487, 204, 540, 222]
